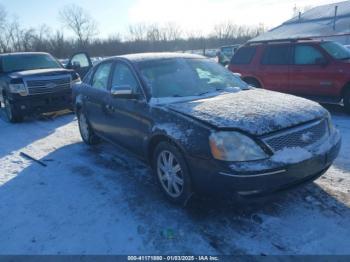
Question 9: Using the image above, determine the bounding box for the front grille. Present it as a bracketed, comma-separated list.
[263, 119, 328, 152]
[25, 75, 71, 95]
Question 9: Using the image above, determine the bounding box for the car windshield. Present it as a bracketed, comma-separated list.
[320, 42, 350, 60]
[137, 58, 249, 98]
[2, 54, 62, 73]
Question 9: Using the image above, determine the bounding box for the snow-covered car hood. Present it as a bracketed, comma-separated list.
[166, 89, 327, 136]
[9, 68, 71, 78]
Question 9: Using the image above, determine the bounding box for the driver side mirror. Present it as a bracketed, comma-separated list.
[111, 85, 139, 99]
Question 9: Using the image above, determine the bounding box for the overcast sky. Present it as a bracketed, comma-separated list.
[0, 0, 343, 38]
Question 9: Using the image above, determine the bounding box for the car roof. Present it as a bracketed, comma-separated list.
[245, 39, 327, 46]
[105, 52, 205, 63]
[221, 44, 240, 48]
[0, 52, 51, 57]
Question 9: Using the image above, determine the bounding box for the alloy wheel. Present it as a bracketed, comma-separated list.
[79, 112, 90, 141]
[157, 150, 184, 198]
[4, 99, 13, 121]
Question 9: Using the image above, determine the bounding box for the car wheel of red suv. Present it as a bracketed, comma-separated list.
[244, 78, 261, 88]
[344, 89, 350, 115]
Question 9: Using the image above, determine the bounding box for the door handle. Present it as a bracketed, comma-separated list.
[105, 104, 114, 111]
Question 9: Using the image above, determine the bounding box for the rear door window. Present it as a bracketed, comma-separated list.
[231, 47, 256, 64]
[294, 45, 324, 65]
[261, 45, 291, 65]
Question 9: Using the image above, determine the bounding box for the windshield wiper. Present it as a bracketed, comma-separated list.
[196, 91, 211, 96]
[196, 88, 226, 96]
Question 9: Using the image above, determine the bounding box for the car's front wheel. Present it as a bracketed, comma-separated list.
[153, 142, 193, 205]
[78, 110, 100, 145]
[4, 97, 22, 123]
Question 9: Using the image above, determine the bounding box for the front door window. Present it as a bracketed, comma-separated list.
[294, 45, 324, 65]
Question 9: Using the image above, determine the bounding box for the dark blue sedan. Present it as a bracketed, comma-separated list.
[72, 52, 341, 204]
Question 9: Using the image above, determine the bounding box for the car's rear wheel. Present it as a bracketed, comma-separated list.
[78, 110, 100, 145]
[4, 97, 23, 123]
[244, 78, 261, 88]
[344, 89, 350, 114]
[153, 142, 193, 205]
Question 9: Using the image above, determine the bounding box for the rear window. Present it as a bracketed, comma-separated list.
[230, 47, 256, 65]
[261, 45, 291, 65]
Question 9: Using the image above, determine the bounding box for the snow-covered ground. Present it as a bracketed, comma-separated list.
[0, 105, 349, 255]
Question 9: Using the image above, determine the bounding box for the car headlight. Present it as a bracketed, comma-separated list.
[209, 131, 268, 161]
[9, 83, 28, 96]
[326, 113, 335, 134]
[71, 77, 82, 85]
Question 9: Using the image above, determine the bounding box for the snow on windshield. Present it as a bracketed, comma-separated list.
[138, 58, 248, 100]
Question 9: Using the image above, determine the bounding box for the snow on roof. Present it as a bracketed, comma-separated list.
[0, 52, 50, 57]
[118, 52, 205, 62]
[251, 1, 350, 42]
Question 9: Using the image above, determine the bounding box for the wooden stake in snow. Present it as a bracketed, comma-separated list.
[20, 152, 47, 167]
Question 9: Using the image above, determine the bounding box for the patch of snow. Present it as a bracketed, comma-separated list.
[0, 107, 349, 255]
[120, 52, 204, 63]
[152, 123, 193, 143]
[271, 147, 313, 164]
[167, 89, 327, 136]
[230, 161, 277, 173]
[313, 128, 341, 155]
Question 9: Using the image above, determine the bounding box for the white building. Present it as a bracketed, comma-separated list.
[252, 1, 350, 44]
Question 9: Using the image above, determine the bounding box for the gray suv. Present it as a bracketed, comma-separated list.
[0, 52, 92, 122]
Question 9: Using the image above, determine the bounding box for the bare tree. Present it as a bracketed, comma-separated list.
[0, 4, 9, 52]
[292, 5, 313, 18]
[146, 24, 162, 42]
[49, 30, 68, 58]
[59, 4, 98, 47]
[0, 2, 261, 59]
[127, 23, 148, 41]
[0, 4, 6, 28]
[161, 23, 182, 41]
[212, 21, 238, 40]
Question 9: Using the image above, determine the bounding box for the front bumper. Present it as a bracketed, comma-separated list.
[9, 90, 73, 115]
[187, 131, 341, 197]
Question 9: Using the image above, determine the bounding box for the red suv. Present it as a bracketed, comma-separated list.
[228, 39, 350, 114]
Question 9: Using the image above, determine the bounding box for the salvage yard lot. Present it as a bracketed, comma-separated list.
[0, 106, 349, 255]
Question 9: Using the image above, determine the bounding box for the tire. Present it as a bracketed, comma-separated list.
[4, 97, 23, 123]
[77, 110, 100, 145]
[344, 89, 350, 115]
[153, 141, 193, 205]
[244, 78, 261, 88]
